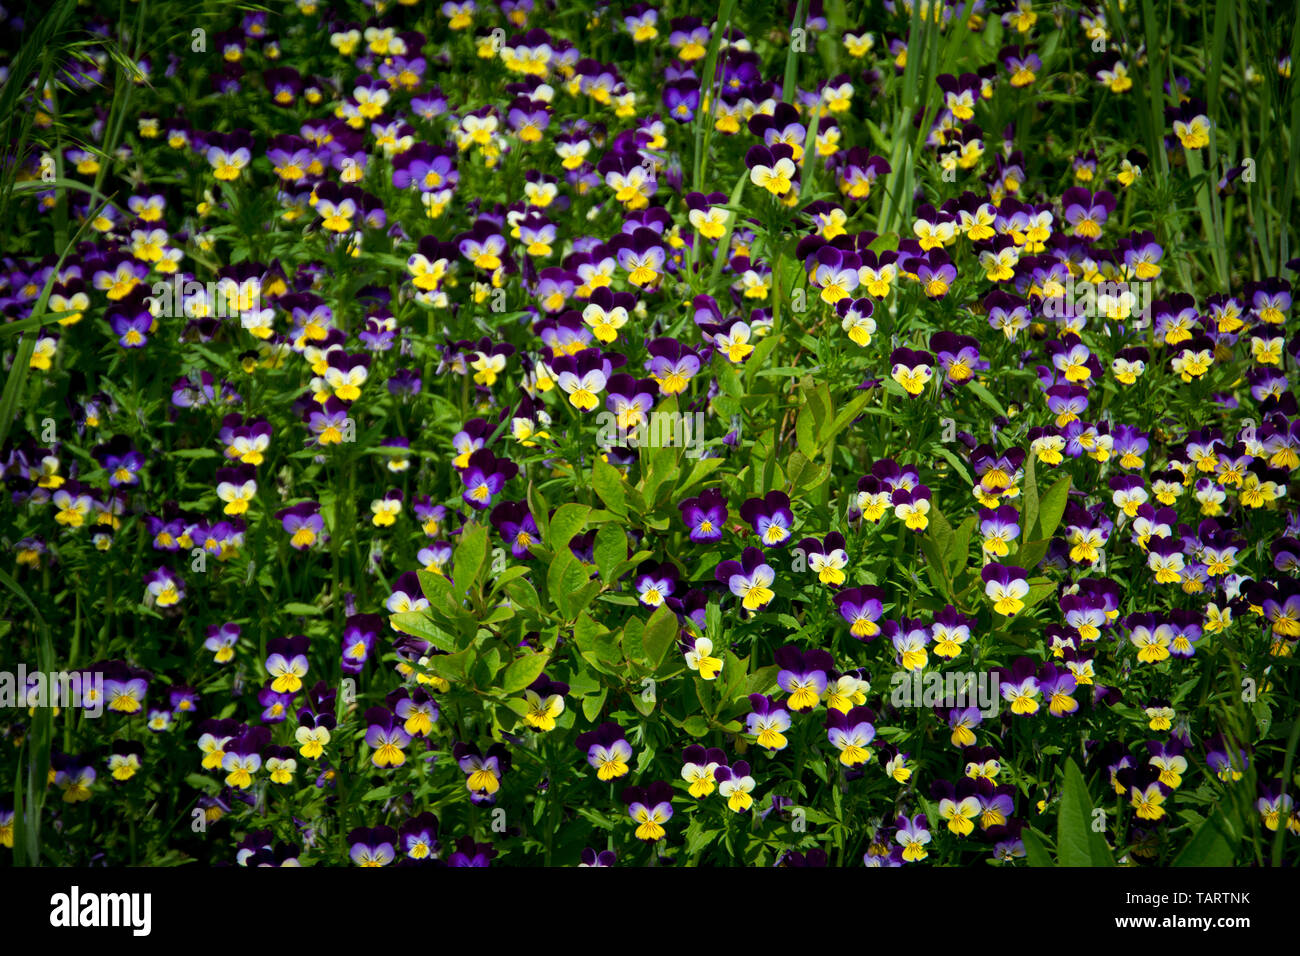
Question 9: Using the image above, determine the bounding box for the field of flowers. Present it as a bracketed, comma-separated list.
[0, 0, 1298, 870]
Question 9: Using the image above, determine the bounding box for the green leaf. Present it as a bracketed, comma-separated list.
[591, 458, 627, 516]
[1034, 475, 1073, 541]
[932, 443, 974, 485]
[681, 715, 711, 737]
[594, 521, 627, 584]
[581, 687, 608, 722]
[389, 611, 458, 653]
[500, 652, 550, 694]
[527, 482, 551, 540]
[453, 522, 490, 597]
[1021, 453, 1040, 538]
[1057, 758, 1114, 866]
[282, 602, 322, 616]
[796, 402, 817, 459]
[967, 381, 1006, 418]
[1021, 578, 1057, 613]
[639, 604, 679, 672]
[1021, 827, 1055, 867]
[1172, 806, 1241, 866]
[950, 515, 977, 576]
[547, 503, 591, 551]
[820, 390, 872, 446]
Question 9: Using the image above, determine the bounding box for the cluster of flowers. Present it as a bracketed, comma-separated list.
[2, 0, 1298, 867]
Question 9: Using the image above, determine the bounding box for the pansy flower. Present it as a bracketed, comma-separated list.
[835, 585, 885, 639]
[204, 623, 240, 664]
[1037, 664, 1079, 717]
[797, 533, 848, 586]
[521, 674, 567, 732]
[489, 500, 540, 558]
[678, 488, 727, 543]
[348, 826, 398, 867]
[365, 707, 412, 769]
[892, 485, 932, 531]
[681, 746, 727, 798]
[994, 657, 1041, 715]
[746, 694, 791, 751]
[982, 563, 1029, 616]
[144, 566, 184, 609]
[825, 706, 876, 767]
[623, 782, 674, 842]
[265, 636, 310, 694]
[294, 710, 334, 760]
[890, 347, 934, 396]
[552, 348, 611, 411]
[633, 560, 678, 608]
[454, 742, 510, 800]
[931, 606, 973, 660]
[746, 144, 798, 197]
[714, 762, 756, 813]
[894, 813, 931, 862]
[740, 491, 795, 547]
[774, 646, 834, 712]
[576, 722, 633, 781]
[673, 629, 722, 681]
[715, 547, 777, 612]
[461, 449, 519, 510]
[223, 727, 269, 789]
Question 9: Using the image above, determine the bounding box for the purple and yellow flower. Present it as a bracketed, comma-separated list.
[982, 563, 1029, 616]
[746, 694, 791, 751]
[825, 706, 876, 767]
[623, 781, 674, 842]
[715, 547, 776, 612]
[576, 722, 633, 781]
[714, 761, 756, 813]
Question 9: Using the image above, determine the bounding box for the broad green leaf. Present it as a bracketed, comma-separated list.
[390, 611, 458, 653]
[453, 522, 490, 597]
[591, 458, 627, 516]
[640, 603, 680, 671]
[1057, 758, 1114, 867]
[1021, 827, 1055, 867]
[1035, 475, 1073, 541]
[967, 381, 1006, 417]
[1021, 453, 1040, 537]
[581, 687, 608, 722]
[1172, 806, 1240, 866]
[500, 652, 550, 694]
[547, 502, 591, 551]
[594, 521, 627, 583]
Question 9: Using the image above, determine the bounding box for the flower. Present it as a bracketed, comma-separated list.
[894, 813, 931, 862]
[715, 761, 756, 813]
[746, 694, 791, 751]
[623, 782, 675, 841]
[774, 645, 834, 712]
[348, 826, 398, 867]
[521, 674, 567, 732]
[576, 722, 633, 781]
[683, 636, 723, 680]
[265, 636, 310, 694]
[825, 706, 876, 767]
[982, 563, 1029, 616]
[681, 745, 727, 798]
[715, 547, 777, 612]
[454, 742, 510, 800]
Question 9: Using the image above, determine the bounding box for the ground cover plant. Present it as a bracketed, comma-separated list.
[1, 0, 1299, 869]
